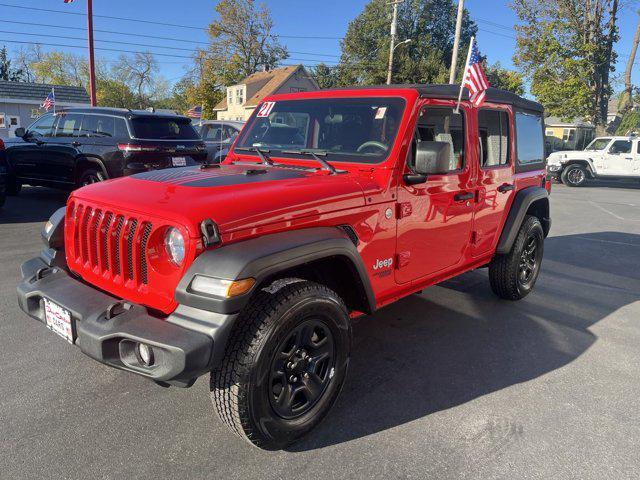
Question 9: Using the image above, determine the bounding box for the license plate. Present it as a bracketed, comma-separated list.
[172, 156, 187, 167]
[44, 298, 74, 344]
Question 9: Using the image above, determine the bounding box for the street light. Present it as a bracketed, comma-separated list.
[394, 38, 412, 52]
[387, 38, 412, 85]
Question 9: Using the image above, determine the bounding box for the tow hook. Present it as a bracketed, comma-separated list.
[105, 301, 131, 320]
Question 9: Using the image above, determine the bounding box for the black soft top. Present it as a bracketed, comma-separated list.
[325, 84, 543, 113]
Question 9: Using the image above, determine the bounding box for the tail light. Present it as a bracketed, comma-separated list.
[117, 144, 160, 153]
[0, 138, 4, 150]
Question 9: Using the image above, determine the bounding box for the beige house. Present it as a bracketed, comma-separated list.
[213, 65, 318, 121]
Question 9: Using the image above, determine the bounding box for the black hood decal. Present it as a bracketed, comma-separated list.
[133, 166, 307, 187]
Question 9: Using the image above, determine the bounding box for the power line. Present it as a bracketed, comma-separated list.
[0, 2, 342, 39]
[0, 38, 340, 67]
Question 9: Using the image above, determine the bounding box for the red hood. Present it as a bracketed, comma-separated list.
[70, 164, 367, 239]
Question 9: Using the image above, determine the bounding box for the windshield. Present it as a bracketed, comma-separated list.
[236, 97, 406, 163]
[584, 138, 611, 151]
[131, 117, 200, 140]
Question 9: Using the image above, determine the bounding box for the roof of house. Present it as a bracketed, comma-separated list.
[0, 80, 90, 104]
[545, 116, 594, 127]
[213, 65, 313, 111]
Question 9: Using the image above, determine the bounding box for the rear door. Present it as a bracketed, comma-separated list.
[602, 139, 633, 176]
[473, 107, 514, 256]
[395, 102, 475, 284]
[43, 113, 83, 184]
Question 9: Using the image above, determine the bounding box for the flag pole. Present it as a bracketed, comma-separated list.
[52, 87, 55, 115]
[455, 36, 474, 114]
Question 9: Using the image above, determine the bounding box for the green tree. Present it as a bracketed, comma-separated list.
[0, 46, 25, 81]
[614, 109, 640, 135]
[484, 62, 525, 95]
[96, 78, 137, 108]
[337, 0, 477, 86]
[310, 63, 340, 89]
[511, 0, 620, 128]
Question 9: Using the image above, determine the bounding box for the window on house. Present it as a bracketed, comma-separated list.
[545, 129, 553, 136]
[236, 88, 244, 104]
[228, 89, 233, 105]
[478, 109, 510, 167]
[562, 128, 575, 142]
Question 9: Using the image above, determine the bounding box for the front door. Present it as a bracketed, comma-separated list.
[473, 107, 515, 256]
[634, 140, 640, 175]
[395, 102, 475, 284]
[8, 113, 56, 180]
[42, 113, 83, 184]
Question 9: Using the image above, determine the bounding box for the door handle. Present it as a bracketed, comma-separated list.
[454, 192, 474, 202]
[497, 183, 515, 193]
[71, 141, 81, 147]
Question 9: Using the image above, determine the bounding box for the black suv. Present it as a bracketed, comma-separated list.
[4, 108, 206, 194]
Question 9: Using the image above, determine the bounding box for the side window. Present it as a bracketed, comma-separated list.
[478, 109, 510, 167]
[54, 114, 83, 138]
[28, 114, 56, 138]
[224, 125, 239, 140]
[415, 107, 465, 171]
[637, 141, 640, 154]
[609, 140, 631, 154]
[80, 115, 115, 137]
[114, 118, 129, 138]
[515, 111, 544, 165]
[203, 125, 223, 141]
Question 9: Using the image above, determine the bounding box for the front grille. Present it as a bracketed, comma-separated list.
[68, 202, 152, 286]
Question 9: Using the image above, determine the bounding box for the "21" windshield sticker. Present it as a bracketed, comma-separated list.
[257, 101, 276, 117]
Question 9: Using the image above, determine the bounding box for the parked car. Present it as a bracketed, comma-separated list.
[199, 120, 243, 163]
[0, 137, 6, 208]
[4, 108, 207, 194]
[17, 85, 550, 450]
[547, 135, 640, 186]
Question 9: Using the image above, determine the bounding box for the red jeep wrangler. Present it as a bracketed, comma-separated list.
[17, 85, 550, 449]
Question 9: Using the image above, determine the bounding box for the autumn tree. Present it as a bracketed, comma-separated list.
[511, 0, 620, 128]
[337, 0, 477, 86]
[206, 0, 288, 85]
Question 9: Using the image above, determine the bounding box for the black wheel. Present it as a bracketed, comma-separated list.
[211, 279, 351, 450]
[561, 164, 587, 187]
[77, 168, 105, 188]
[6, 177, 21, 195]
[489, 215, 544, 300]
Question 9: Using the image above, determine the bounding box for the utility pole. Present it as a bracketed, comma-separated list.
[449, 0, 464, 84]
[86, 0, 97, 106]
[386, 0, 404, 85]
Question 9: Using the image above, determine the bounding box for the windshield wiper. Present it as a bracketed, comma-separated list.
[281, 149, 338, 174]
[234, 146, 273, 165]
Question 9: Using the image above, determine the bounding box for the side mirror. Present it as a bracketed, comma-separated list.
[14, 127, 26, 138]
[404, 141, 452, 185]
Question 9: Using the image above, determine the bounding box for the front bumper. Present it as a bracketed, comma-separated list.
[17, 256, 237, 387]
[546, 164, 562, 180]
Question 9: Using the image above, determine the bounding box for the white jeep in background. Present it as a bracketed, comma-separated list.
[547, 136, 640, 186]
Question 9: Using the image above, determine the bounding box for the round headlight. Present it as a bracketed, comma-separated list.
[165, 227, 185, 265]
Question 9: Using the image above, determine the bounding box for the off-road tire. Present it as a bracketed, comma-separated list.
[210, 278, 352, 450]
[561, 164, 587, 187]
[489, 215, 544, 300]
[77, 168, 105, 188]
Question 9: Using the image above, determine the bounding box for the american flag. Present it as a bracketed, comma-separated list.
[186, 106, 202, 118]
[462, 38, 489, 107]
[42, 90, 55, 111]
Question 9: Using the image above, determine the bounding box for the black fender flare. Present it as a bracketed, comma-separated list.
[175, 227, 376, 315]
[496, 187, 550, 254]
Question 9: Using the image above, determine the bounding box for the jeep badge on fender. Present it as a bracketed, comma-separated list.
[17, 84, 550, 450]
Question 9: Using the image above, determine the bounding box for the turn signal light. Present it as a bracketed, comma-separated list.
[190, 276, 255, 298]
[117, 144, 160, 152]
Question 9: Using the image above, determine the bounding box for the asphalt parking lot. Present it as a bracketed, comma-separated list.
[1, 181, 640, 479]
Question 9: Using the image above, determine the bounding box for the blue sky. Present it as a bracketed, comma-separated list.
[2, 0, 639, 93]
